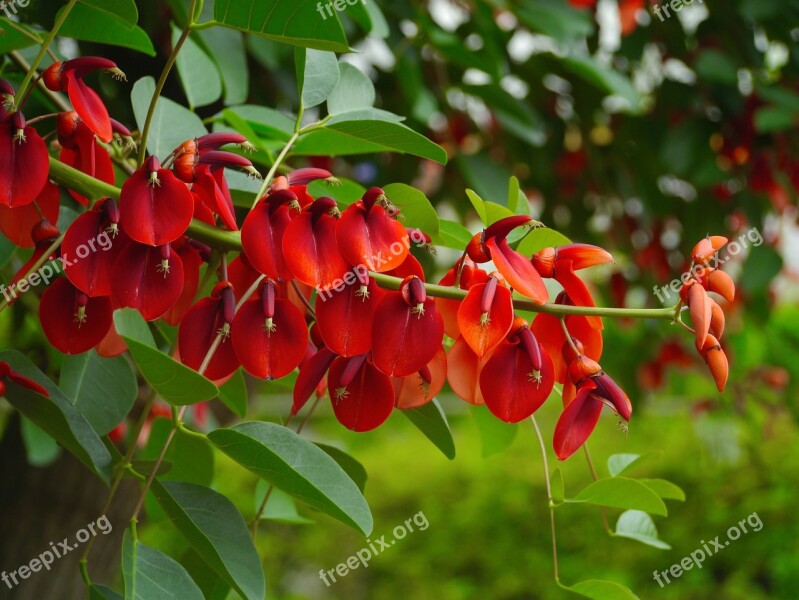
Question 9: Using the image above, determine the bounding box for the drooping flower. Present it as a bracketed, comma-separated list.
[43, 57, 127, 142]
[0, 111, 49, 208]
[39, 277, 113, 354]
[699, 335, 729, 392]
[435, 257, 488, 338]
[293, 345, 337, 415]
[0, 181, 60, 247]
[393, 346, 447, 409]
[457, 273, 514, 357]
[446, 335, 488, 405]
[57, 112, 115, 207]
[111, 242, 184, 321]
[328, 353, 395, 431]
[241, 189, 299, 280]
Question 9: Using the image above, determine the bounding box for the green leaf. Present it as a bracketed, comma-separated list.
[507, 176, 532, 217]
[472, 405, 518, 457]
[151, 481, 265, 600]
[515, 228, 572, 256]
[208, 422, 373, 535]
[346, 0, 389, 38]
[639, 479, 686, 502]
[606, 452, 659, 477]
[0, 350, 112, 483]
[434, 219, 473, 249]
[89, 584, 123, 600]
[400, 398, 455, 460]
[572, 477, 668, 516]
[327, 63, 375, 114]
[293, 120, 447, 164]
[59, 351, 137, 435]
[131, 77, 207, 160]
[614, 510, 671, 550]
[172, 25, 222, 109]
[143, 419, 214, 486]
[213, 0, 349, 52]
[741, 245, 783, 293]
[21, 417, 61, 467]
[199, 27, 249, 105]
[59, 1, 155, 55]
[122, 530, 204, 600]
[566, 579, 640, 600]
[0, 18, 38, 53]
[254, 482, 314, 524]
[694, 50, 739, 86]
[307, 177, 366, 207]
[563, 57, 642, 113]
[551, 468, 565, 503]
[296, 48, 340, 109]
[382, 183, 440, 238]
[223, 105, 294, 141]
[113, 309, 219, 406]
[515, 0, 594, 43]
[754, 106, 797, 133]
[466, 189, 488, 224]
[314, 443, 368, 492]
[218, 369, 248, 418]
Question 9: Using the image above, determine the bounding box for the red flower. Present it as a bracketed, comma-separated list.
[457, 274, 514, 357]
[393, 346, 447, 409]
[0, 361, 49, 398]
[328, 353, 394, 432]
[119, 156, 194, 246]
[241, 189, 299, 279]
[480, 321, 555, 423]
[446, 335, 488, 405]
[553, 356, 632, 460]
[111, 242, 184, 321]
[0, 111, 49, 208]
[293, 345, 337, 415]
[371, 276, 444, 377]
[336, 187, 409, 273]
[162, 240, 205, 326]
[43, 57, 126, 142]
[58, 112, 115, 207]
[0, 181, 60, 247]
[435, 257, 488, 338]
[39, 277, 113, 354]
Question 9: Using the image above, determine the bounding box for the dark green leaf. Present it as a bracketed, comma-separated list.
[122, 530, 204, 600]
[89, 584, 123, 600]
[59, 351, 137, 435]
[514, 0, 594, 43]
[143, 419, 214, 486]
[563, 57, 642, 112]
[218, 369, 248, 418]
[208, 422, 373, 534]
[0, 18, 38, 53]
[572, 477, 668, 516]
[0, 350, 112, 483]
[213, 0, 349, 52]
[254, 482, 314, 524]
[152, 481, 264, 600]
[314, 442, 368, 492]
[59, 2, 154, 55]
[113, 309, 219, 406]
[472, 405, 518, 457]
[400, 398, 455, 460]
[223, 105, 294, 141]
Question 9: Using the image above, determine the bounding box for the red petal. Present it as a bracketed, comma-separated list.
[371, 293, 444, 377]
[39, 278, 112, 354]
[393, 346, 447, 409]
[111, 243, 184, 321]
[193, 165, 238, 231]
[556, 244, 613, 270]
[384, 253, 425, 280]
[486, 237, 548, 303]
[65, 71, 112, 142]
[336, 203, 409, 273]
[328, 356, 395, 431]
[231, 296, 308, 379]
[62, 210, 126, 297]
[446, 336, 486, 405]
[119, 168, 194, 246]
[178, 297, 240, 380]
[553, 379, 602, 460]
[59, 122, 114, 206]
[241, 203, 293, 279]
[479, 339, 554, 422]
[0, 124, 49, 208]
[315, 274, 383, 357]
[293, 346, 336, 415]
[162, 243, 203, 326]
[457, 281, 513, 357]
[0, 181, 60, 247]
[532, 313, 603, 384]
[283, 211, 350, 289]
[96, 323, 127, 358]
[554, 261, 603, 330]
[228, 254, 261, 296]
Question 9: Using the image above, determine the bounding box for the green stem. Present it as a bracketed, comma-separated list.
[531, 415, 559, 583]
[46, 157, 680, 322]
[15, 0, 78, 105]
[251, 130, 300, 208]
[137, 0, 198, 166]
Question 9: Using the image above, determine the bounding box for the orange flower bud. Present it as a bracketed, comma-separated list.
[532, 247, 556, 277]
[687, 284, 712, 351]
[709, 299, 725, 339]
[691, 236, 728, 264]
[696, 268, 735, 302]
[568, 355, 602, 384]
[700, 335, 728, 392]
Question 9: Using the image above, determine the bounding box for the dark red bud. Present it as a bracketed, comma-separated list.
[480, 275, 499, 314]
[287, 167, 333, 186]
[262, 280, 276, 319]
[362, 187, 387, 211]
[339, 353, 369, 388]
[518, 326, 543, 372]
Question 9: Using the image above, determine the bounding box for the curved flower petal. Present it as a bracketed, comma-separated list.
[0, 181, 60, 247]
[328, 355, 394, 431]
[0, 124, 49, 208]
[111, 242, 184, 321]
[178, 297, 240, 380]
[39, 277, 112, 354]
[553, 379, 601, 460]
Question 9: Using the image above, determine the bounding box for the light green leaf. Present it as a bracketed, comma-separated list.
[199, 27, 249, 104]
[218, 369, 248, 418]
[639, 479, 686, 502]
[400, 398, 455, 460]
[224, 105, 295, 141]
[59, 1, 155, 55]
[566, 579, 640, 600]
[614, 510, 671, 550]
[60, 351, 137, 435]
[0, 350, 112, 483]
[382, 183, 440, 238]
[172, 25, 223, 109]
[293, 120, 447, 164]
[89, 584, 123, 600]
[327, 63, 375, 114]
[572, 477, 668, 516]
[122, 531, 204, 600]
[307, 177, 366, 207]
[255, 482, 314, 524]
[131, 77, 207, 159]
[327, 108, 404, 124]
[151, 481, 265, 600]
[434, 219, 473, 249]
[314, 443, 368, 492]
[607, 452, 659, 477]
[208, 422, 373, 534]
[754, 106, 796, 133]
[113, 309, 219, 406]
[515, 228, 572, 256]
[472, 405, 518, 457]
[21, 417, 61, 467]
[213, 0, 349, 52]
[297, 48, 340, 109]
[551, 468, 565, 503]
